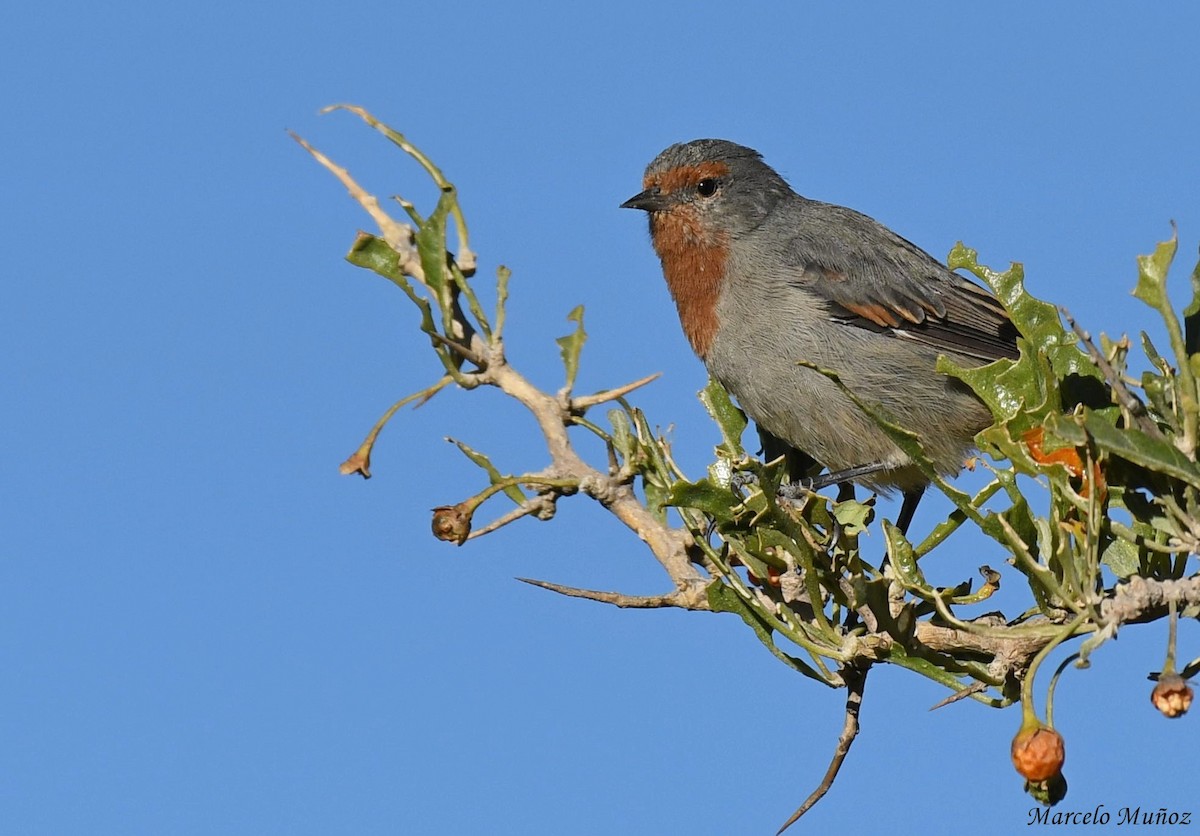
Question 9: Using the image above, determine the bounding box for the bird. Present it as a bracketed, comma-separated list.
[621, 139, 1019, 532]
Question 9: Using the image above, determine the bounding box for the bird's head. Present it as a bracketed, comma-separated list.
[621, 139, 790, 242]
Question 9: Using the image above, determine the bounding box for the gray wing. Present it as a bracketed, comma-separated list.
[781, 202, 1019, 363]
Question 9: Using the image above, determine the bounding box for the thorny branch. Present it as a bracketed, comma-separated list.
[292, 117, 706, 604]
[298, 108, 1200, 827]
[776, 666, 867, 835]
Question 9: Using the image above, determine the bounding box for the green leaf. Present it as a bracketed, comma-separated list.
[346, 233, 440, 341]
[629, 407, 674, 481]
[1100, 538, 1139, 578]
[948, 246, 1062, 353]
[347, 231, 401, 278]
[448, 438, 527, 505]
[996, 490, 1040, 562]
[884, 520, 925, 591]
[853, 574, 917, 642]
[415, 188, 454, 300]
[449, 260, 492, 339]
[1132, 231, 1194, 392]
[831, 499, 873, 537]
[1141, 371, 1176, 433]
[885, 645, 1004, 707]
[943, 245, 1103, 427]
[725, 540, 774, 584]
[738, 525, 808, 573]
[1140, 331, 1165, 370]
[1132, 232, 1179, 311]
[666, 479, 737, 521]
[1080, 409, 1200, 488]
[555, 305, 587, 391]
[642, 478, 669, 524]
[494, 265, 511, 339]
[940, 350, 1051, 436]
[607, 408, 635, 463]
[698, 377, 747, 457]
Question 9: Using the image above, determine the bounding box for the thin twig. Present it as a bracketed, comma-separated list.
[322, 104, 476, 274]
[776, 665, 868, 834]
[339, 376, 453, 477]
[572, 373, 662, 410]
[517, 577, 710, 610]
[467, 496, 557, 539]
[426, 330, 485, 367]
[484, 360, 703, 588]
[1046, 652, 1082, 728]
[928, 681, 990, 711]
[289, 131, 423, 279]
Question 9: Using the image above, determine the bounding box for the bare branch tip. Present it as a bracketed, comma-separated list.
[928, 681, 989, 711]
[573, 371, 664, 410]
[776, 667, 868, 834]
[516, 578, 708, 610]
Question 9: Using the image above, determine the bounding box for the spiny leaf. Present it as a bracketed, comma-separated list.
[1132, 231, 1194, 393]
[885, 520, 925, 591]
[555, 305, 587, 391]
[607, 408, 635, 463]
[831, 499, 873, 537]
[948, 245, 1065, 355]
[940, 351, 1049, 436]
[643, 479, 670, 524]
[1132, 231, 1178, 311]
[494, 265, 511, 339]
[347, 233, 438, 332]
[667, 479, 738, 521]
[699, 378, 747, 457]
[1100, 538, 1140, 579]
[448, 438, 527, 505]
[1079, 409, 1200, 488]
[415, 188, 455, 300]
[940, 243, 1099, 415]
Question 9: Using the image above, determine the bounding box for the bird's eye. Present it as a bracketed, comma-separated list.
[696, 178, 719, 197]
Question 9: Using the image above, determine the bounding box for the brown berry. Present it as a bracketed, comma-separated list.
[1011, 726, 1065, 783]
[1151, 674, 1193, 718]
[431, 503, 472, 545]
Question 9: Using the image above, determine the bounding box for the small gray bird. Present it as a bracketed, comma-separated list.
[621, 139, 1018, 530]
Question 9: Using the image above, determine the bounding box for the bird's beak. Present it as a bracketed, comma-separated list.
[620, 188, 669, 212]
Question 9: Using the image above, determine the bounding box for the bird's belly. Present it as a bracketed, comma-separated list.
[704, 314, 989, 490]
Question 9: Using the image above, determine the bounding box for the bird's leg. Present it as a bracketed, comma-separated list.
[895, 487, 924, 536]
[777, 461, 896, 500]
[778, 464, 924, 538]
[756, 428, 920, 535]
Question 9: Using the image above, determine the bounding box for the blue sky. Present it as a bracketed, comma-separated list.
[4, 3, 1200, 834]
